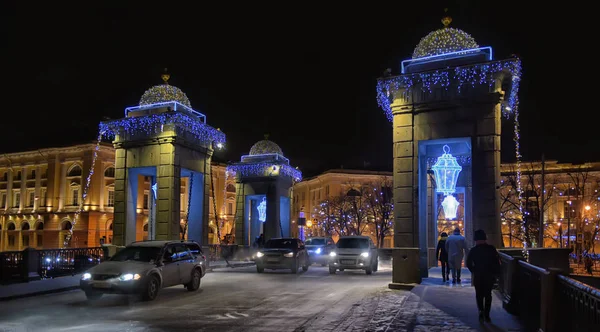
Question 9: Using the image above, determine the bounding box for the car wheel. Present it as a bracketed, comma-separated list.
[85, 291, 102, 300]
[329, 266, 336, 274]
[142, 275, 160, 301]
[366, 265, 373, 275]
[373, 258, 379, 272]
[186, 268, 201, 291]
[302, 262, 308, 272]
[257, 266, 264, 273]
[291, 259, 298, 274]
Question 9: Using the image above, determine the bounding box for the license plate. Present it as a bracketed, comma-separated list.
[341, 260, 355, 265]
[92, 282, 111, 289]
[267, 258, 279, 262]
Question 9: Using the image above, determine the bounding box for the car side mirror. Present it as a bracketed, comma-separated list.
[300, 245, 305, 250]
[163, 255, 173, 263]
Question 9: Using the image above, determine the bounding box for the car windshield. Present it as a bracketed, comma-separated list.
[305, 238, 326, 245]
[337, 238, 369, 249]
[110, 246, 161, 262]
[264, 239, 296, 249]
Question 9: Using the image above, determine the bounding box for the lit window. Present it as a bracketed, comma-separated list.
[14, 192, 20, 207]
[107, 190, 115, 207]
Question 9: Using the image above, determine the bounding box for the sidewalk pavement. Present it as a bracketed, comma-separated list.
[352, 268, 523, 332]
[0, 260, 255, 301]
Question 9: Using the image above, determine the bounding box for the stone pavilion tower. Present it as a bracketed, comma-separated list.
[100, 71, 226, 246]
[377, 13, 522, 284]
[228, 136, 302, 245]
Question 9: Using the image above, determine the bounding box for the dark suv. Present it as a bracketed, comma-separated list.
[255, 238, 309, 274]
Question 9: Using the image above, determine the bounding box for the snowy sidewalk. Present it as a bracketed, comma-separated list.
[340, 268, 523, 332]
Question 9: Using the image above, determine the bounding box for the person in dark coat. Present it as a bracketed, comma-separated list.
[436, 232, 449, 282]
[466, 229, 501, 323]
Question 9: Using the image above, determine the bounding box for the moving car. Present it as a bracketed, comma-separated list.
[80, 240, 206, 301]
[305, 237, 336, 266]
[329, 236, 379, 275]
[255, 238, 309, 274]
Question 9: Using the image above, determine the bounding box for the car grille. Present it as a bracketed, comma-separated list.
[92, 274, 119, 280]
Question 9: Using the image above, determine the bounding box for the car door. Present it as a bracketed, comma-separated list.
[174, 244, 194, 284]
[298, 240, 308, 265]
[160, 245, 181, 287]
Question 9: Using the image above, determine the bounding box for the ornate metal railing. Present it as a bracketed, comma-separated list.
[556, 275, 600, 331]
[38, 247, 104, 278]
[0, 251, 24, 283]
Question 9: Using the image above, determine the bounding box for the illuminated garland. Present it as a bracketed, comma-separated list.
[427, 155, 471, 167]
[376, 59, 522, 121]
[514, 104, 526, 258]
[64, 134, 103, 247]
[227, 163, 302, 181]
[140, 84, 191, 107]
[413, 27, 479, 59]
[249, 140, 284, 156]
[99, 112, 226, 146]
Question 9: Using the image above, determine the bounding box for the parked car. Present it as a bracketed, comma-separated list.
[305, 237, 336, 266]
[80, 240, 206, 301]
[329, 236, 378, 275]
[255, 238, 309, 274]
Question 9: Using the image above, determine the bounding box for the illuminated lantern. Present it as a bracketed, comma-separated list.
[441, 195, 460, 220]
[431, 145, 462, 195]
[257, 197, 267, 222]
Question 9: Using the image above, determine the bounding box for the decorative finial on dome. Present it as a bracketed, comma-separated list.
[264, 134, 269, 140]
[441, 8, 452, 27]
[161, 68, 170, 84]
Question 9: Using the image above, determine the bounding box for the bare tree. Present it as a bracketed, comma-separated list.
[500, 163, 557, 248]
[564, 167, 600, 254]
[364, 177, 394, 248]
[345, 185, 371, 236]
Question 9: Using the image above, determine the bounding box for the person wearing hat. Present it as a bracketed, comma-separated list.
[445, 227, 467, 283]
[436, 232, 450, 282]
[466, 229, 501, 323]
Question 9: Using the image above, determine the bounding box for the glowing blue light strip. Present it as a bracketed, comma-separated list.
[240, 153, 290, 164]
[124, 101, 206, 122]
[401, 46, 493, 74]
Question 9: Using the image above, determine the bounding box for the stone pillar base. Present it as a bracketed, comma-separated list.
[389, 247, 421, 290]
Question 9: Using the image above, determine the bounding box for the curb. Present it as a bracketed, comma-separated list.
[0, 285, 80, 302]
[208, 262, 255, 271]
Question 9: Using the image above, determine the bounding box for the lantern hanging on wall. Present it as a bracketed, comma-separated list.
[441, 195, 460, 220]
[257, 197, 267, 222]
[431, 145, 462, 196]
[431, 145, 463, 220]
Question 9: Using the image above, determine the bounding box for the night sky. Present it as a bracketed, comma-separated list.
[1, 2, 596, 177]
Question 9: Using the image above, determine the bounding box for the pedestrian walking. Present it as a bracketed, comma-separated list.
[466, 229, 501, 323]
[445, 227, 467, 283]
[436, 232, 449, 282]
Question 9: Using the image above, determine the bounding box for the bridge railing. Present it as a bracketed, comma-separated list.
[1, 247, 106, 283]
[556, 274, 600, 331]
[498, 252, 600, 331]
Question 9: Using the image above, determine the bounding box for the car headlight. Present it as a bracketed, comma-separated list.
[283, 252, 294, 258]
[256, 252, 264, 258]
[81, 273, 92, 280]
[315, 248, 322, 254]
[361, 252, 369, 258]
[119, 273, 141, 281]
[329, 252, 337, 257]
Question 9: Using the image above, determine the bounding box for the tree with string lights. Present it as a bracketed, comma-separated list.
[364, 178, 394, 248]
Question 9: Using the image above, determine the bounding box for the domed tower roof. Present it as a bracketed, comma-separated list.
[139, 69, 192, 107]
[412, 11, 478, 59]
[249, 135, 284, 156]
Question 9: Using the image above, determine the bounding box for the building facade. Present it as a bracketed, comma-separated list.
[292, 169, 394, 247]
[2, 142, 598, 252]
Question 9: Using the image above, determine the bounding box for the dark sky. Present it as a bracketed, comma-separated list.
[1, 1, 596, 177]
